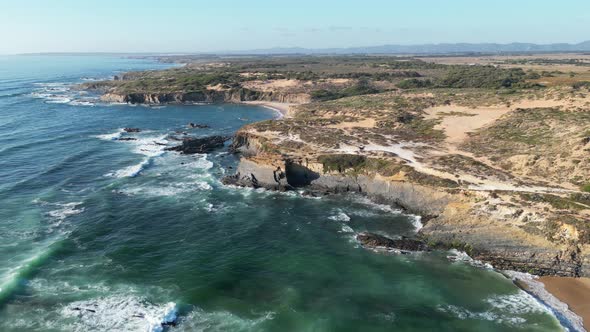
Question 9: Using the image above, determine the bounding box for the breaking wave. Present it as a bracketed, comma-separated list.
[61, 295, 177, 332]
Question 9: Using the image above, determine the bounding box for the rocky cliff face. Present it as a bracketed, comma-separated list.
[225, 131, 589, 277]
[99, 88, 310, 105]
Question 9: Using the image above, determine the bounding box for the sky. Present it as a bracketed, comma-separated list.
[1, 0, 589, 54]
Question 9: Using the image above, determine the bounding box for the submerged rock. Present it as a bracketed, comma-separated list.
[123, 128, 141, 133]
[221, 172, 261, 188]
[356, 232, 429, 253]
[165, 135, 230, 154]
[188, 123, 211, 129]
[117, 137, 137, 141]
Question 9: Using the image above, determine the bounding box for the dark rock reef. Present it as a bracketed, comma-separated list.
[188, 123, 211, 129]
[356, 232, 430, 253]
[165, 136, 230, 154]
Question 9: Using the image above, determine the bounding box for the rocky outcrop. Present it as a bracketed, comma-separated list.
[187, 123, 210, 129]
[357, 232, 430, 253]
[99, 88, 310, 105]
[223, 131, 589, 277]
[165, 136, 230, 154]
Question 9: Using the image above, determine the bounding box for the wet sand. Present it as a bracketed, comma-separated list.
[241, 101, 294, 118]
[540, 277, 590, 330]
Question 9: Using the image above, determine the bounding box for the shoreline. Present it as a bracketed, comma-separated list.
[540, 276, 590, 331]
[503, 271, 587, 332]
[240, 101, 294, 119]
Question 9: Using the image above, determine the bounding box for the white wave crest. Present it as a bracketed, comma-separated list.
[61, 295, 177, 332]
[328, 210, 351, 222]
[112, 158, 150, 178]
[107, 135, 169, 178]
[175, 309, 274, 332]
[47, 202, 85, 222]
[503, 270, 586, 332]
[94, 129, 124, 141]
[353, 196, 403, 214]
[411, 215, 423, 232]
[340, 225, 354, 233]
[446, 249, 493, 269]
[120, 181, 212, 197]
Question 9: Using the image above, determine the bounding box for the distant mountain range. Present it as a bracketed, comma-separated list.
[222, 41, 590, 55]
[21, 41, 590, 56]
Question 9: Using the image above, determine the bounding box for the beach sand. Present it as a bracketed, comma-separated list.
[241, 101, 294, 118]
[540, 277, 590, 330]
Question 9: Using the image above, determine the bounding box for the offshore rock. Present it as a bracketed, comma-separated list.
[356, 232, 430, 253]
[165, 136, 230, 154]
[188, 123, 211, 129]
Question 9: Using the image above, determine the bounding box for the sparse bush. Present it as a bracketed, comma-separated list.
[397, 78, 433, 89]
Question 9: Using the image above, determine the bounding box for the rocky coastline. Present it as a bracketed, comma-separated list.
[222, 131, 587, 278]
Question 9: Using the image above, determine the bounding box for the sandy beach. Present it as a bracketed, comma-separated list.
[241, 101, 295, 118]
[540, 277, 590, 330]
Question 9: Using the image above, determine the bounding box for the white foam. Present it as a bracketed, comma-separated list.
[438, 289, 559, 326]
[411, 215, 423, 232]
[108, 135, 169, 178]
[69, 100, 96, 107]
[175, 309, 274, 332]
[328, 210, 351, 222]
[94, 129, 124, 141]
[438, 304, 526, 325]
[120, 181, 212, 197]
[45, 96, 72, 104]
[340, 225, 355, 233]
[353, 196, 402, 214]
[446, 249, 493, 269]
[129, 135, 168, 158]
[47, 202, 85, 223]
[61, 295, 177, 332]
[503, 270, 586, 332]
[113, 158, 150, 178]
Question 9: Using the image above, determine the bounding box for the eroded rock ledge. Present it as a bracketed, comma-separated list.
[223, 131, 588, 277]
[99, 89, 310, 105]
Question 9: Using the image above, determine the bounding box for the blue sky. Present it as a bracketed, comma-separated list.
[1, 0, 588, 54]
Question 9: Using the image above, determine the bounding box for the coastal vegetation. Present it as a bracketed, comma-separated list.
[85, 53, 590, 279]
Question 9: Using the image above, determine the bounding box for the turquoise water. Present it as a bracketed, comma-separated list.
[0, 55, 566, 331]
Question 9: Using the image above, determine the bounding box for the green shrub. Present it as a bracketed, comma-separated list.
[397, 78, 433, 89]
[318, 154, 367, 173]
[572, 81, 590, 90]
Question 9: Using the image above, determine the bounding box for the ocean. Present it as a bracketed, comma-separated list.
[0, 55, 567, 331]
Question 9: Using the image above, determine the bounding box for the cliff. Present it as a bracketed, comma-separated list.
[224, 130, 589, 277]
[99, 89, 311, 105]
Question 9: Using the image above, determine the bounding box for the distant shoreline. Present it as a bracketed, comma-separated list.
[240, 101, 294, 119]
[540, 277, 590, 331]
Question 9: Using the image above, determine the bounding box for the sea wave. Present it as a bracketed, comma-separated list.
[61, 295, 177, 332]
[351, 196, 424, 231]
[174, 309, 275, 332]
[446, 249, 493, 269]
[328, 210, 351, 222]
[112, 158, 151, 178]
[94, 129, 124, 141]
[0, 242, 60, 304]
[31, 81, 100, 106]
[503, 271, 585, 332]
[438, 289, 555, 326]
[105, 134, 169, 178]
[119, 181, 212, 197]
[47, 202, 85, 226]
